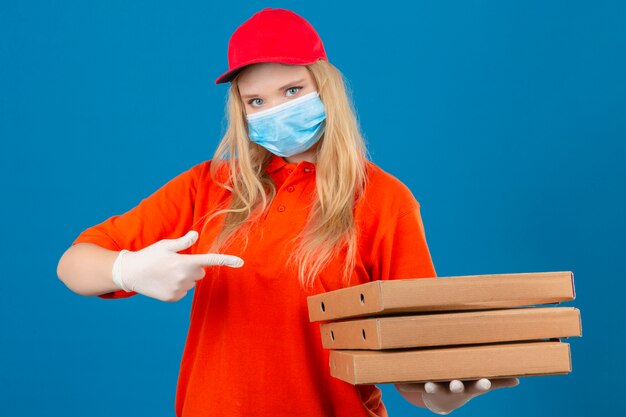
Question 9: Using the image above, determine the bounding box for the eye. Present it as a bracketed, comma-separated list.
[248, 98, 264, 107]
[286, 86, 302, 97]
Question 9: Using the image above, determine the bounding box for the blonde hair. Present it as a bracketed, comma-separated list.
[200, 60, 369, 290]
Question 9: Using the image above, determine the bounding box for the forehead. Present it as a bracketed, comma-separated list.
[237, 62, 313, 94]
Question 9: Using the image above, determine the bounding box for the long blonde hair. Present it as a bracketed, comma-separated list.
[200, 60, 369, 289]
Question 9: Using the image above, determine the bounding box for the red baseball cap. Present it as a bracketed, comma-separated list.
[214, 8, 328, 84]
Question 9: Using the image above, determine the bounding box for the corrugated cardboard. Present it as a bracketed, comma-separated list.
[308, 271, 575, 322]
[320, 307, 581, 349]
[330, 341, 571, 385]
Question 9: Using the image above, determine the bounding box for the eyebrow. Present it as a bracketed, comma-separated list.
[240, 78, 306, 99]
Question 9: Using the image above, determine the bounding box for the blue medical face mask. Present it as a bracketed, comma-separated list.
[245, 91, 327, 157]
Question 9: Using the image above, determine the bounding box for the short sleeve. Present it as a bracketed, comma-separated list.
[71, 162, 205, 299]
[356, 384, 385, 416]
[373, 206, 438, 281]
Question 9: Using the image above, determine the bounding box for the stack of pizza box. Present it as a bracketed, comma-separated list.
[307, 271, 581, 385]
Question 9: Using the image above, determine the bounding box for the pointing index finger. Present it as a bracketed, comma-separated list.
[184, 253, 244, 268]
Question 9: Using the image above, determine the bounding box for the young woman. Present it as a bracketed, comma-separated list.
[57, 8, 518, 416]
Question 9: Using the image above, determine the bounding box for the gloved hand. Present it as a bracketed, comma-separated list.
[395, 377, 519, 414]
[112, 230, 244, 302]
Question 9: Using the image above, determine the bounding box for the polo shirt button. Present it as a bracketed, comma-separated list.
[287, 186, 295, 192]
[286, 169, 293, 175]
[278, 205, 286, 212]
[304, 167, 311, 173]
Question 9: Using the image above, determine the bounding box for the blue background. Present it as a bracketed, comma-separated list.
[1, 0, 624, 415]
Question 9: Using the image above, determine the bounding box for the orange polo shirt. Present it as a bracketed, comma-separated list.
[72, 154, 437, 417]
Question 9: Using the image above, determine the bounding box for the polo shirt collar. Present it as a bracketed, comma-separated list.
[266, 154, 289, 173]
[265, 154, 316, 173]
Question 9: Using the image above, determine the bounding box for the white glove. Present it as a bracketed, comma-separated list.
[395, 378, 520, 414]
[111, 230, 244, 302]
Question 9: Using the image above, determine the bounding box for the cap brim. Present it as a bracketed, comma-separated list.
[214, 56, 325, 84]
[214, 67, 245, 84]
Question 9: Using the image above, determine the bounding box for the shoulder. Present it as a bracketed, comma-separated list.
[152, 159, 223, 196]
[361, 160, 421, 214]
[354, 160, 424, 249]
[187, 159, 212, 177]
[184, 159, 231, 183]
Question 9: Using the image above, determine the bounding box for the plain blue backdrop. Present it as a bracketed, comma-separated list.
[1, 0, 624, 415]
